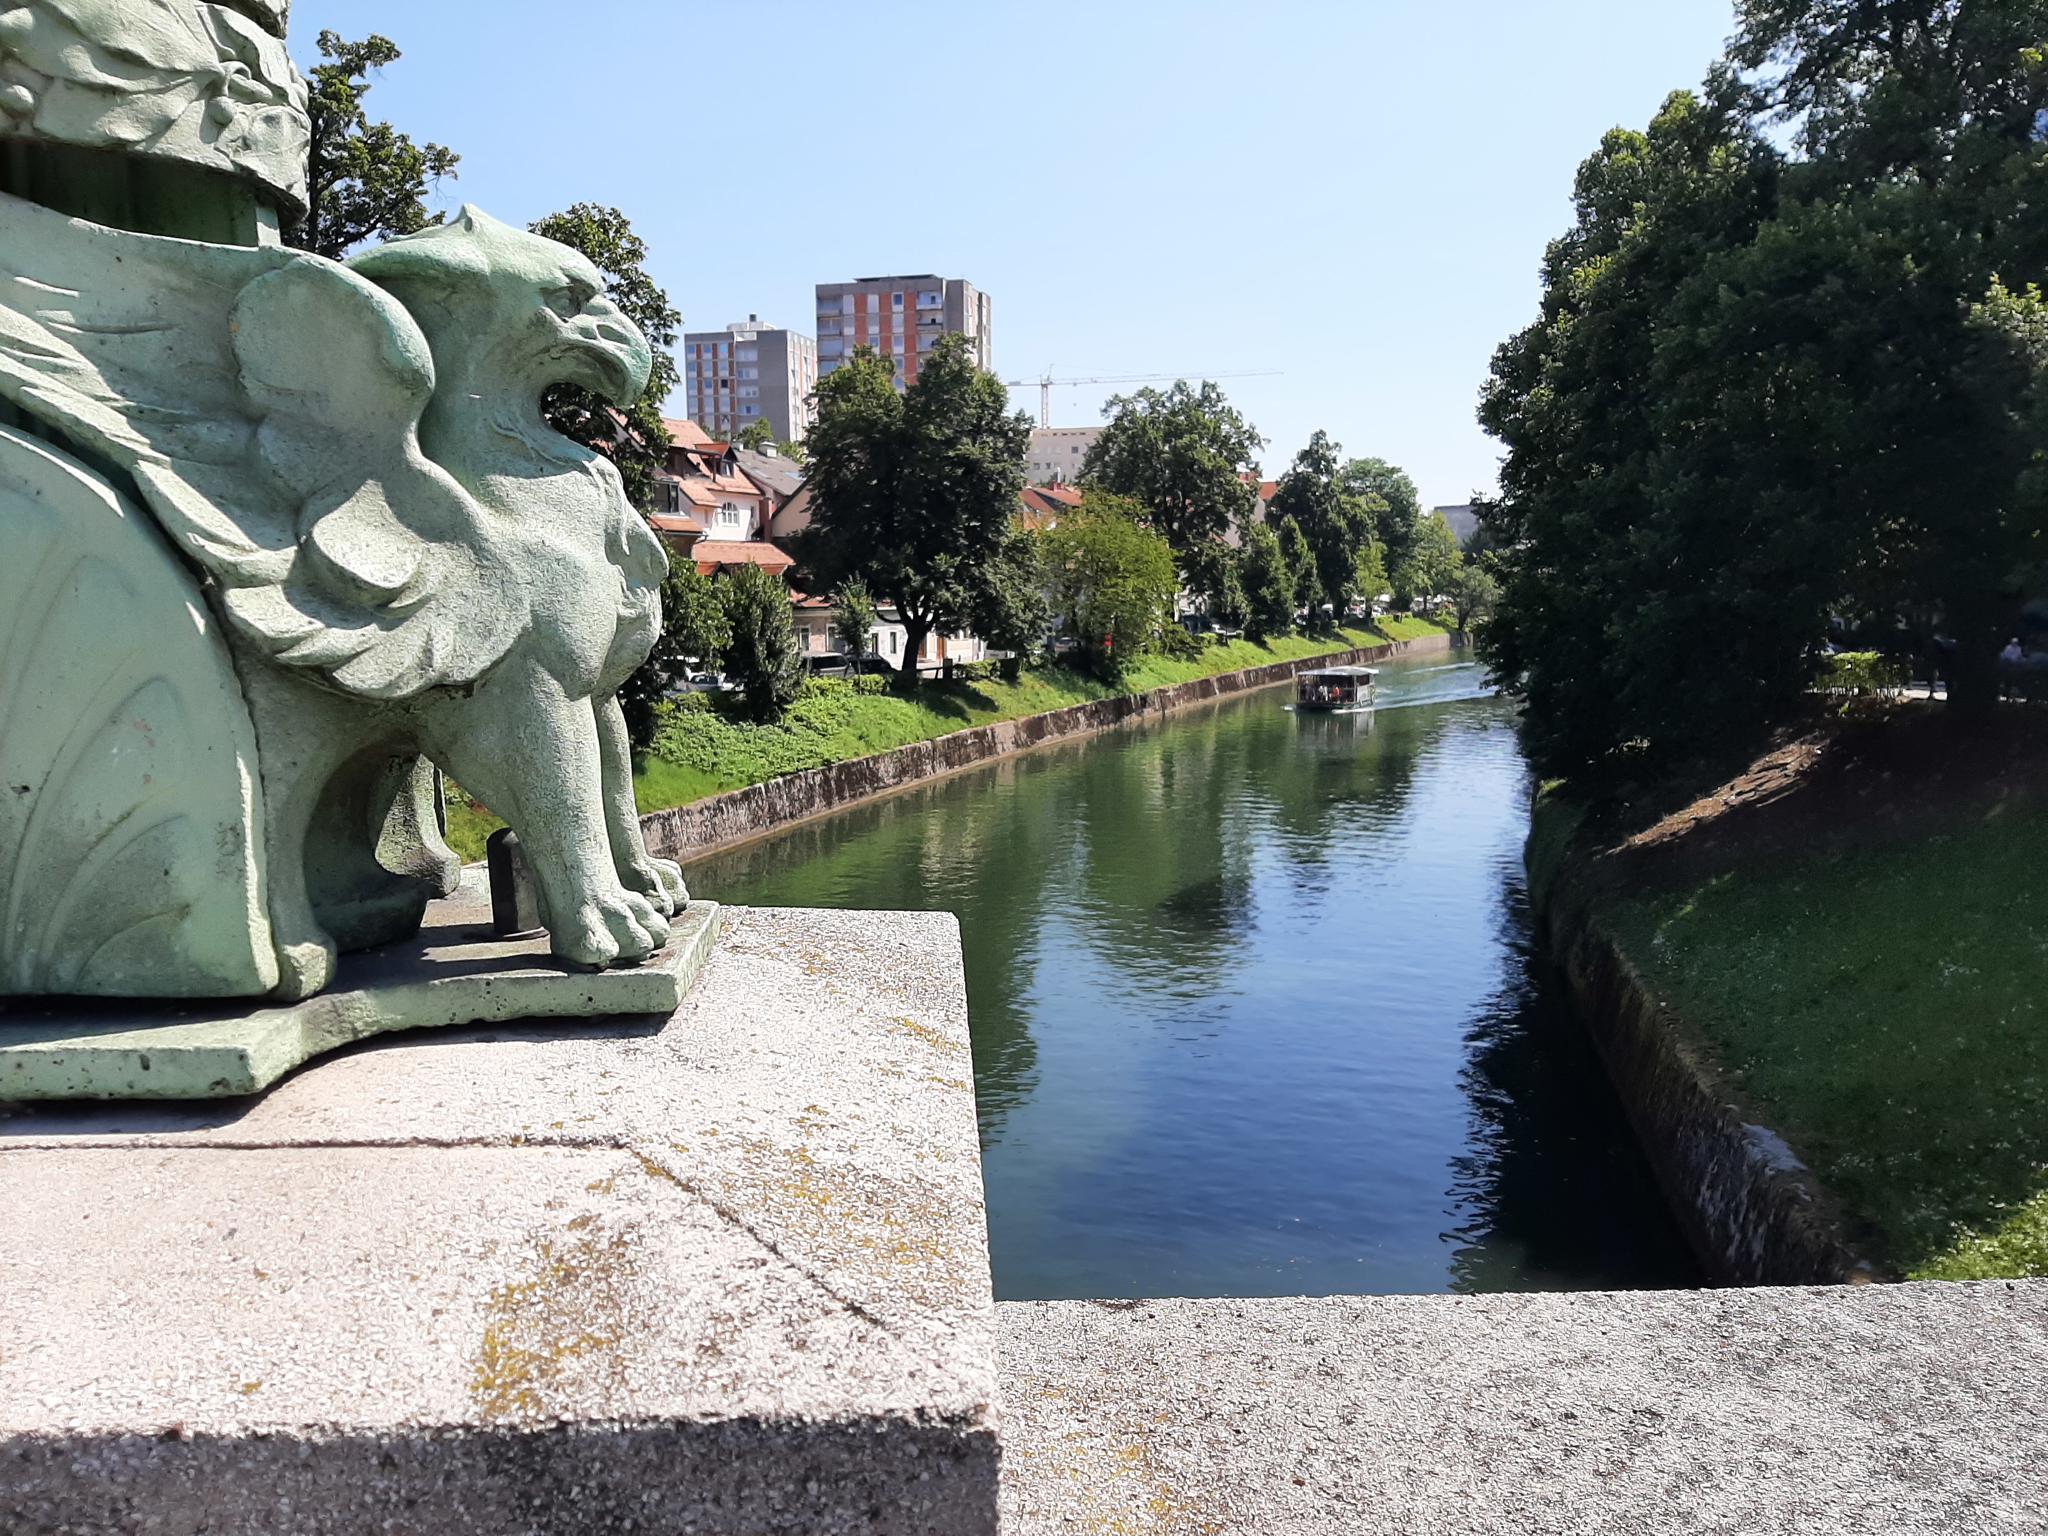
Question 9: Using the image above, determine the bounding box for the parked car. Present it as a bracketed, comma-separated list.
[681, 671, 734, 693]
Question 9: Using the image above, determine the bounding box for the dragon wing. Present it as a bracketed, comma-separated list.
[0, 191, 519, 699]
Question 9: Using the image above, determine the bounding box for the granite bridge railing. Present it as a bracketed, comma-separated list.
[642, 631, 1457, 863]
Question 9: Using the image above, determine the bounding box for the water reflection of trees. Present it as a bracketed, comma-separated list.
[1441, 872, 1697, 1293]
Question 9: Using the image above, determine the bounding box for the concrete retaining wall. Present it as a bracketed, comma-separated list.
[1531, 814, 1871, 1285]
[644, 632, 1455, 863]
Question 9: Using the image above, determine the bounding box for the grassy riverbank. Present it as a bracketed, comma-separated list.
[446, 617, 1449, 861]
[1552, 708, 2048, 1280]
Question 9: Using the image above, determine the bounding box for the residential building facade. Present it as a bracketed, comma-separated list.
[790, 595, 989, 673]
[814, 275, 992, 389]
[654, 418, 793, 577]
[682, 317, 818, 444]
[1025, 426, 1101, 485]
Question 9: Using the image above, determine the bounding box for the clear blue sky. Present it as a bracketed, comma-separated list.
[297, 0, 1738, 507]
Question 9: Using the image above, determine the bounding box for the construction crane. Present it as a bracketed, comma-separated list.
[1003, 369, 1282, 428]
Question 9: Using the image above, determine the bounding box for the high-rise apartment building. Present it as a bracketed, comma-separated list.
[682, 316, 818, 443]
[814, 275, 992, 389]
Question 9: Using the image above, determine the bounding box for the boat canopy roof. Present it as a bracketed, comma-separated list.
[1300, 666, 1379, 680]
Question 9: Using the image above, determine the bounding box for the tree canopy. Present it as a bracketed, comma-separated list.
[1267, 431, 1378, 629]
[1476, 6, 2048, 778]
[1080, 380, 1264, 553]
[1040, 492, 1180, 678]
[1338, 457, 1423, 594]
[528, 204, 681, 513]
[288, 32, 458, 259]
[794, 337, 1031, 680]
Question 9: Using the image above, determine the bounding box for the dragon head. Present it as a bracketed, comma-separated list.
[350, 206, 653, 408]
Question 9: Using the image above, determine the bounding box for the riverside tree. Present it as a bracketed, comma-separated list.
[1397, 514, 1462, 610]
[287, 32, 458, 259]
[528, 204, 681, 514]
[831, 580, 878, 664]
[1240, 522, 1298, 641]
[1480, 4, 2048, 774]
[795, 337, 1031, 682]
[1268, 431, 1377, 630]
[1082, 380, 1264, 555]
[1040, 493, 1179, 678]
[616, 565, 731, 746]
[971, 526, 1054, 663]
[1339, 458, 1424, 603]
[719, 564, 805, 722]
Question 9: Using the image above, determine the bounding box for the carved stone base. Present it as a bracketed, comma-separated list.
[0, 884, 721, 1101]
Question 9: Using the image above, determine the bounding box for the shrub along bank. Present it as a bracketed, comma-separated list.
[1541, 708, 2048, 1281]
[445, 617, 1447, 862]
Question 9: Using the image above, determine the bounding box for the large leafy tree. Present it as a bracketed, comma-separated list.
[972, 527, 1054, 660]
[1478, 90, 1789, 776]
[1081, 380, 1265, 553]
[1481, 5, 2048, 773]
[1338, 458, 1424, 598]
[288, 32, 458, 259]
[1040, 493, 1179, 678]
[1240, 522, 1298, 642]
[1396, 513, 1462, 608]
[795, 337, 1031, 681]
[528, 204, 681, 513]
[718, 564, 805, 722]
[1267, 431, 1377, 629]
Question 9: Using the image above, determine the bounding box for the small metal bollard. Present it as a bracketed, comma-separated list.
[486, 827, 545, 937]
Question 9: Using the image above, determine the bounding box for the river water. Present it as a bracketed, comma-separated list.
[688, 648, 1697, 1300]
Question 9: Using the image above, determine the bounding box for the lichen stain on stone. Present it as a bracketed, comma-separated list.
[469, 1221, 636, 1423]
[891, 1015, 964, 1055]
[1026, 1431, 1220, 1535]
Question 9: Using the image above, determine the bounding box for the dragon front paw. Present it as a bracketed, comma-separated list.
[554, 888, 670, 969]
[619, 855, 689, 916]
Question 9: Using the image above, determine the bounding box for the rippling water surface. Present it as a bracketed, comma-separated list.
[689, 648, 1697, 1299]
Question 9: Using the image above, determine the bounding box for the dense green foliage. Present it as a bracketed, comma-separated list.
[795, 337, 1031, 679]
[1480, 2, 2048, 776]
[718, 563, 805, 722]
[1445, 562, 1500, 631]
[971, 526, 1054, 658]
[831, 580, 878, 662]
[1268, 432, 1381, 629]
[1338, 457, 1423, 600]
[288, 32, 458, 259]
[1240, 523, 1296, 641]
[616, 565, 730, 747]
[1081, 380, 1264, 552]
[1040, 492, 1181, 677]
[527, 204, 681, 514]
[1396, 514, 1461, 613]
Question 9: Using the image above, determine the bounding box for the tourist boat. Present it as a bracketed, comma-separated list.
[1294, 666, 1379, 713]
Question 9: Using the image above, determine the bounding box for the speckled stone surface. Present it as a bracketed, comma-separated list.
[999, 1284, 2048, 1534]
[0, 907, 996, 1535]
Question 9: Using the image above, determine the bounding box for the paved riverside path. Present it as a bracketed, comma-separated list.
[998, 1282, 2048, 1534]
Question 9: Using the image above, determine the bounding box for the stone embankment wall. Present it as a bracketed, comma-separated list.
[1528, 803, 1872, 1286]
[643, 633, 1455, 863]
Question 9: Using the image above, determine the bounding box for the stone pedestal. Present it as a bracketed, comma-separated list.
[0, 908, 997, 1535]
